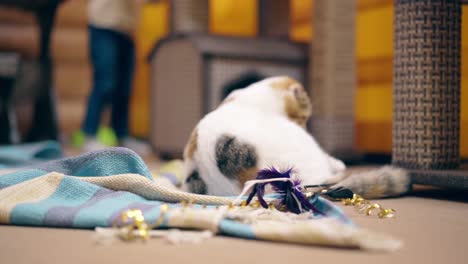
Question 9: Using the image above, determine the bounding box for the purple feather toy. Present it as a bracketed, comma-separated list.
[245, 167, 324, 215]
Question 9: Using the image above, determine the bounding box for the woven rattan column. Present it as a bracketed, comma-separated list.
[393, 0, 461, 170]
[170, 0, 209, 34]
[310, 0, 357, 159]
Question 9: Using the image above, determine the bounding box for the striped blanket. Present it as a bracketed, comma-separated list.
[0, 140, 63, 169]
[0, 148, 400, 251]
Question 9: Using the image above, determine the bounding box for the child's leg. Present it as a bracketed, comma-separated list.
[82, 26, 120, 137]
[111, 34, 135, 140]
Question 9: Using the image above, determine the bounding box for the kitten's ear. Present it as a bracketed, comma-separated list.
[274, 77, 312, 127]
[271, 77, 309, 99]
[270, 76, 300, 91]
[290, 83, 311, 110]
[278, 80, 311, 113]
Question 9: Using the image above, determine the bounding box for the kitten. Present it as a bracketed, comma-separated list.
[181, 76, 410, 198]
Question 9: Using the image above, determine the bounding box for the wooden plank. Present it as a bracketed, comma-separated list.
[356, 121, 392, 153]
[0, 0, 87, 28]
[56, 99, 86, 136]
[290, 0, 313, 25]
[55, 0, 87, 28]
[0, 7, 35, 26]
[357, 0, 392, 11]
[357, 56, 393, 86]
[54, 62, 91, 100]
[50, 26, 88, 63]
[0, 23, 88, 63]
[0, 24, 38, 58]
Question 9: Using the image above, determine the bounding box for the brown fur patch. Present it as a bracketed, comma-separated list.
[270, 77, 312, 127]
[271, 77, 299, 91]
[237, 166, 259, 186]
[184, 128, 198, 159]
[284, 93, 312, 128]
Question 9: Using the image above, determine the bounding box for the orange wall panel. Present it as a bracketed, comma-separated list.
[131, 2, 169, 137]
[130, 0, 468, 158]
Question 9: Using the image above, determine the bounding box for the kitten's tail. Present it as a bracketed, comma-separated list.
[326, 166, 412, 199]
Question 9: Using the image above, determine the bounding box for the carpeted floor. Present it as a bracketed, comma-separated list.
[1, 186, 467, 264]
[1, 146, 466, 263]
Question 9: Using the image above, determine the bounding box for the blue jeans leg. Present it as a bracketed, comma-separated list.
[111, 35, 135, 140]
[82, 26, 120, 137]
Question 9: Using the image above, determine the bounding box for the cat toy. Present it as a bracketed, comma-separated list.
[241, 167, 396, 218]
[242, 167, 323, 215]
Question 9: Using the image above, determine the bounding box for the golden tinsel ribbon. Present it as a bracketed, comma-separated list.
[341, 194, 396, 219]
[111, 200, 270, 241]
[111, 192, 394, 243]
[112, 204, 169, 241]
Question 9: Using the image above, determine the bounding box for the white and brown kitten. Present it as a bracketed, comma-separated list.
[181, 76, 410, 198]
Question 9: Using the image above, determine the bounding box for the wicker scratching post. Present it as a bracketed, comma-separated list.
[170, 0, 209, 34]
[310, 0, 357, 159]
[393, 0, 467, 188]
[393, 1, 461, 169]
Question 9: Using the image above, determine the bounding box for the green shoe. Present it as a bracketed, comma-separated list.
[97, 127, 118, 147]
[72, 127, 118, 148]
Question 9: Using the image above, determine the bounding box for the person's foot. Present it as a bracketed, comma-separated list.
[82, 137, 108, 153]
[119, 137, 152, 156]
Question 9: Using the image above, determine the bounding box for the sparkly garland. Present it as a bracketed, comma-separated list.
[341, 194, 396, 219]
[109, 199, 276, 241]
[112, 204, 169, 241]
[109, 168, 396, 242]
